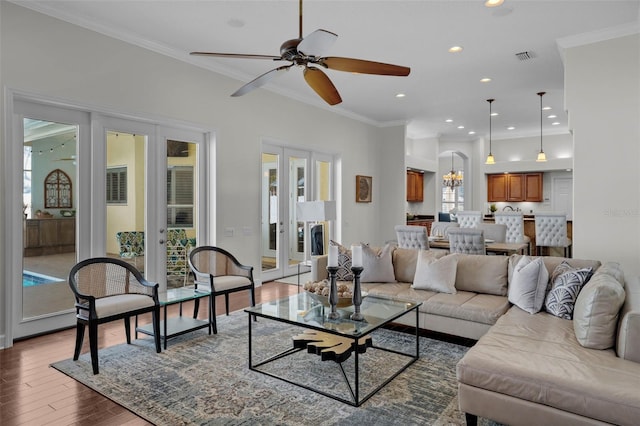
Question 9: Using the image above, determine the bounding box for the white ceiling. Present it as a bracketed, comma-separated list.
[14, 0, 640, 141]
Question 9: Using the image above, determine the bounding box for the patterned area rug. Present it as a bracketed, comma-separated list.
[51, 312, 488, 425]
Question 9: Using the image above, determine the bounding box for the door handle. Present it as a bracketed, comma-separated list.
[159, 239, 165, 244]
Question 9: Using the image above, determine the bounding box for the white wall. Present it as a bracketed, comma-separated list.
[0, 3, 404, 339]
[565, 33, 640, 276]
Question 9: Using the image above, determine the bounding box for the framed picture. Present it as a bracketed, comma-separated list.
[355, 175, 372, 203]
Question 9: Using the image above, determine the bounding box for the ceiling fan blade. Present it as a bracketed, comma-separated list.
[190, 52, 282, 61]
[231, 65, 292, 97]
[303, 67, 342, 105]
[297, 29, 338, 57]
[321, 57, 410, 76]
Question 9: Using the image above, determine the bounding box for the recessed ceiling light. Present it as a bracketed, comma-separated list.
[485, 0, 505, 7]
[396, 93, 406, 98]
[490, 112, 499, 117]
[445, 119, 453, 123]
[547, 114, 557, 118]
[468, 131, 476, 135]
[552, 122, 560, 126]
[449, 46, 464, 53]
[457, 125, 465, 129]
[507, 126, 515, 130]
[480, 77, 492, 83]
[542, 106, 552, 110]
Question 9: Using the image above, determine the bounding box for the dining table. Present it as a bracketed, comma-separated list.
[428, 237, 529, 255]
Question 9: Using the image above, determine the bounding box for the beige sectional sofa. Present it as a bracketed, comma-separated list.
[311, 247, 640, 425]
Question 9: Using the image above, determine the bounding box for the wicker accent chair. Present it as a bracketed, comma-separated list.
[394, 225, 429, 249]
[448, 228, 486, 255]
[188, 246, 256, 333]
[68, 257, 161, 374]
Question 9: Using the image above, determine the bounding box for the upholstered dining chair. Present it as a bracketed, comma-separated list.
[476, 223, 507, 243]
[455, 211, 483, 228]
[68, 257, 161, 374]
[535, 212, 572, 257]
[394, 225, 429, 249]
[188, 246, 256, 333]
[448, 228, 486, 255]
[494, 211, 531, 254]
[430, 222, 460, 238]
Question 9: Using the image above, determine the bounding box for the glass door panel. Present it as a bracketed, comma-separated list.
[22, 118, 77, 320]
[289, 155, 307, 268]
[166, 139, 198, 288]
[105, 131, 147, 275]
[261, 151, 279, 275]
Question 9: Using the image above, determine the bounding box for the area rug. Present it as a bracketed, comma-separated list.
[52, 311, 491, 425]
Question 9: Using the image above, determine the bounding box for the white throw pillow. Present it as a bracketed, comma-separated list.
[360, 243, 396, 283]
[412, 252, 458, 294]
[508, 256, 548, 314]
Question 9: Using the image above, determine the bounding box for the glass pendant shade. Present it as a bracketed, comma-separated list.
[485, 153, 495, 164]
[485, 98, 496, 165]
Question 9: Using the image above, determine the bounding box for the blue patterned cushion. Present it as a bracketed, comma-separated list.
[545, 262, 593, 320]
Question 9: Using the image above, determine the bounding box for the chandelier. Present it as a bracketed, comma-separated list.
[443, 152, 463, 190]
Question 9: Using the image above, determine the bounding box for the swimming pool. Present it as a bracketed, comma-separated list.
[23, 271, 63, 287]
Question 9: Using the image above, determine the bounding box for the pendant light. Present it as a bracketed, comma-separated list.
[536, 91, 547, 162]
[485, 98, 495, 164]
[443, 152, 463, 190]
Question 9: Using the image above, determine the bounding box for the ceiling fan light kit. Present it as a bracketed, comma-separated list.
[190, 0, 410, 105]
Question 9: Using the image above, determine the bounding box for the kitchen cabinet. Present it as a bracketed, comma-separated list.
[487, 172, 543, 202]
[406, 170, 424, 202]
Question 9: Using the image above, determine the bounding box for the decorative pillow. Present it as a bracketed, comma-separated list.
[393, 248, 446, 283]
[573, 274, 625, 349]
[545, 261, 593, 320]
[360, 243, 396, 283]
[330, 240, 353, 280]
[508, 256, 548, 314]
[412, 252, 458, 294]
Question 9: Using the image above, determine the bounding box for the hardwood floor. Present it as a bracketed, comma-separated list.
[0, 281, 298, 426]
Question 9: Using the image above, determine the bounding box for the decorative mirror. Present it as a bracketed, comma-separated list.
[44, 168, 72, 208]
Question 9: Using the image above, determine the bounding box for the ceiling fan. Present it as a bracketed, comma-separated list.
[190, 0, 410, 106]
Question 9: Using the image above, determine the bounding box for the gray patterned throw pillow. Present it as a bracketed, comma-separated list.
[545, 261, 593, 320]
[330, 240, 354, 281]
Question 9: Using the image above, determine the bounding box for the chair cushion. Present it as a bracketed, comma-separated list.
[212, 275, 252, 292]
[93, 294, 155, 318]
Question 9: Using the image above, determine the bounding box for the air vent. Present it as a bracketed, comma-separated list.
[515, 51, 536, 61]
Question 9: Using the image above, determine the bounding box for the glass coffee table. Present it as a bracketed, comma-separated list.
[136, 287, 213, 349]
[245, 292, 421, 406]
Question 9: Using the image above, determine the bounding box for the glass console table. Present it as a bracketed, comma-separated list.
[136, 287, 213, 349]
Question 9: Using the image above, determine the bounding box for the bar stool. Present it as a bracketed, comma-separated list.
[456, 211, 482, 228]
[494, 211, 531, 254]
[535, 212, 571, 257]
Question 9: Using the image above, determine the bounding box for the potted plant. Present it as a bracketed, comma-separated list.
[489, 204, 497, 216]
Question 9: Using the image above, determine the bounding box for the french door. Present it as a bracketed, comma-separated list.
[261, 143, 334, 282]
[6, 96, 207, 342]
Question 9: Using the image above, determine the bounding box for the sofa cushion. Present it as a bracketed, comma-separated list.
[508, 255, 601, 285]
[412, 250, 457, 293]
[573, 272, 625, 349]
[508, 256, 548, 314]
[545, 262, 593, 320]
[422, 292, 510, 325]
[453, 254, 509, 296]
[393, 248, 445, 283]
[360, 243, 396, 283]
[457, 307, 640, 426]
[330, 241, 353, 280]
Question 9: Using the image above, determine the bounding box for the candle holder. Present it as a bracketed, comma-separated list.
[350, 266, 364, 321]
[326, 266, 340, 319]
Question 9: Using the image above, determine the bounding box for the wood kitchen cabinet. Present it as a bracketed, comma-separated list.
[406, 170, 424, 202]
[487, 172, 543, 202]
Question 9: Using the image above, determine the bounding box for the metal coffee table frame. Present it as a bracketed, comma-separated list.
[245, 293, 421, 406]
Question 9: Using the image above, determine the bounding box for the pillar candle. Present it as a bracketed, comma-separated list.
[328, 245, 338, 267]
[351, 244, 363, 267]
